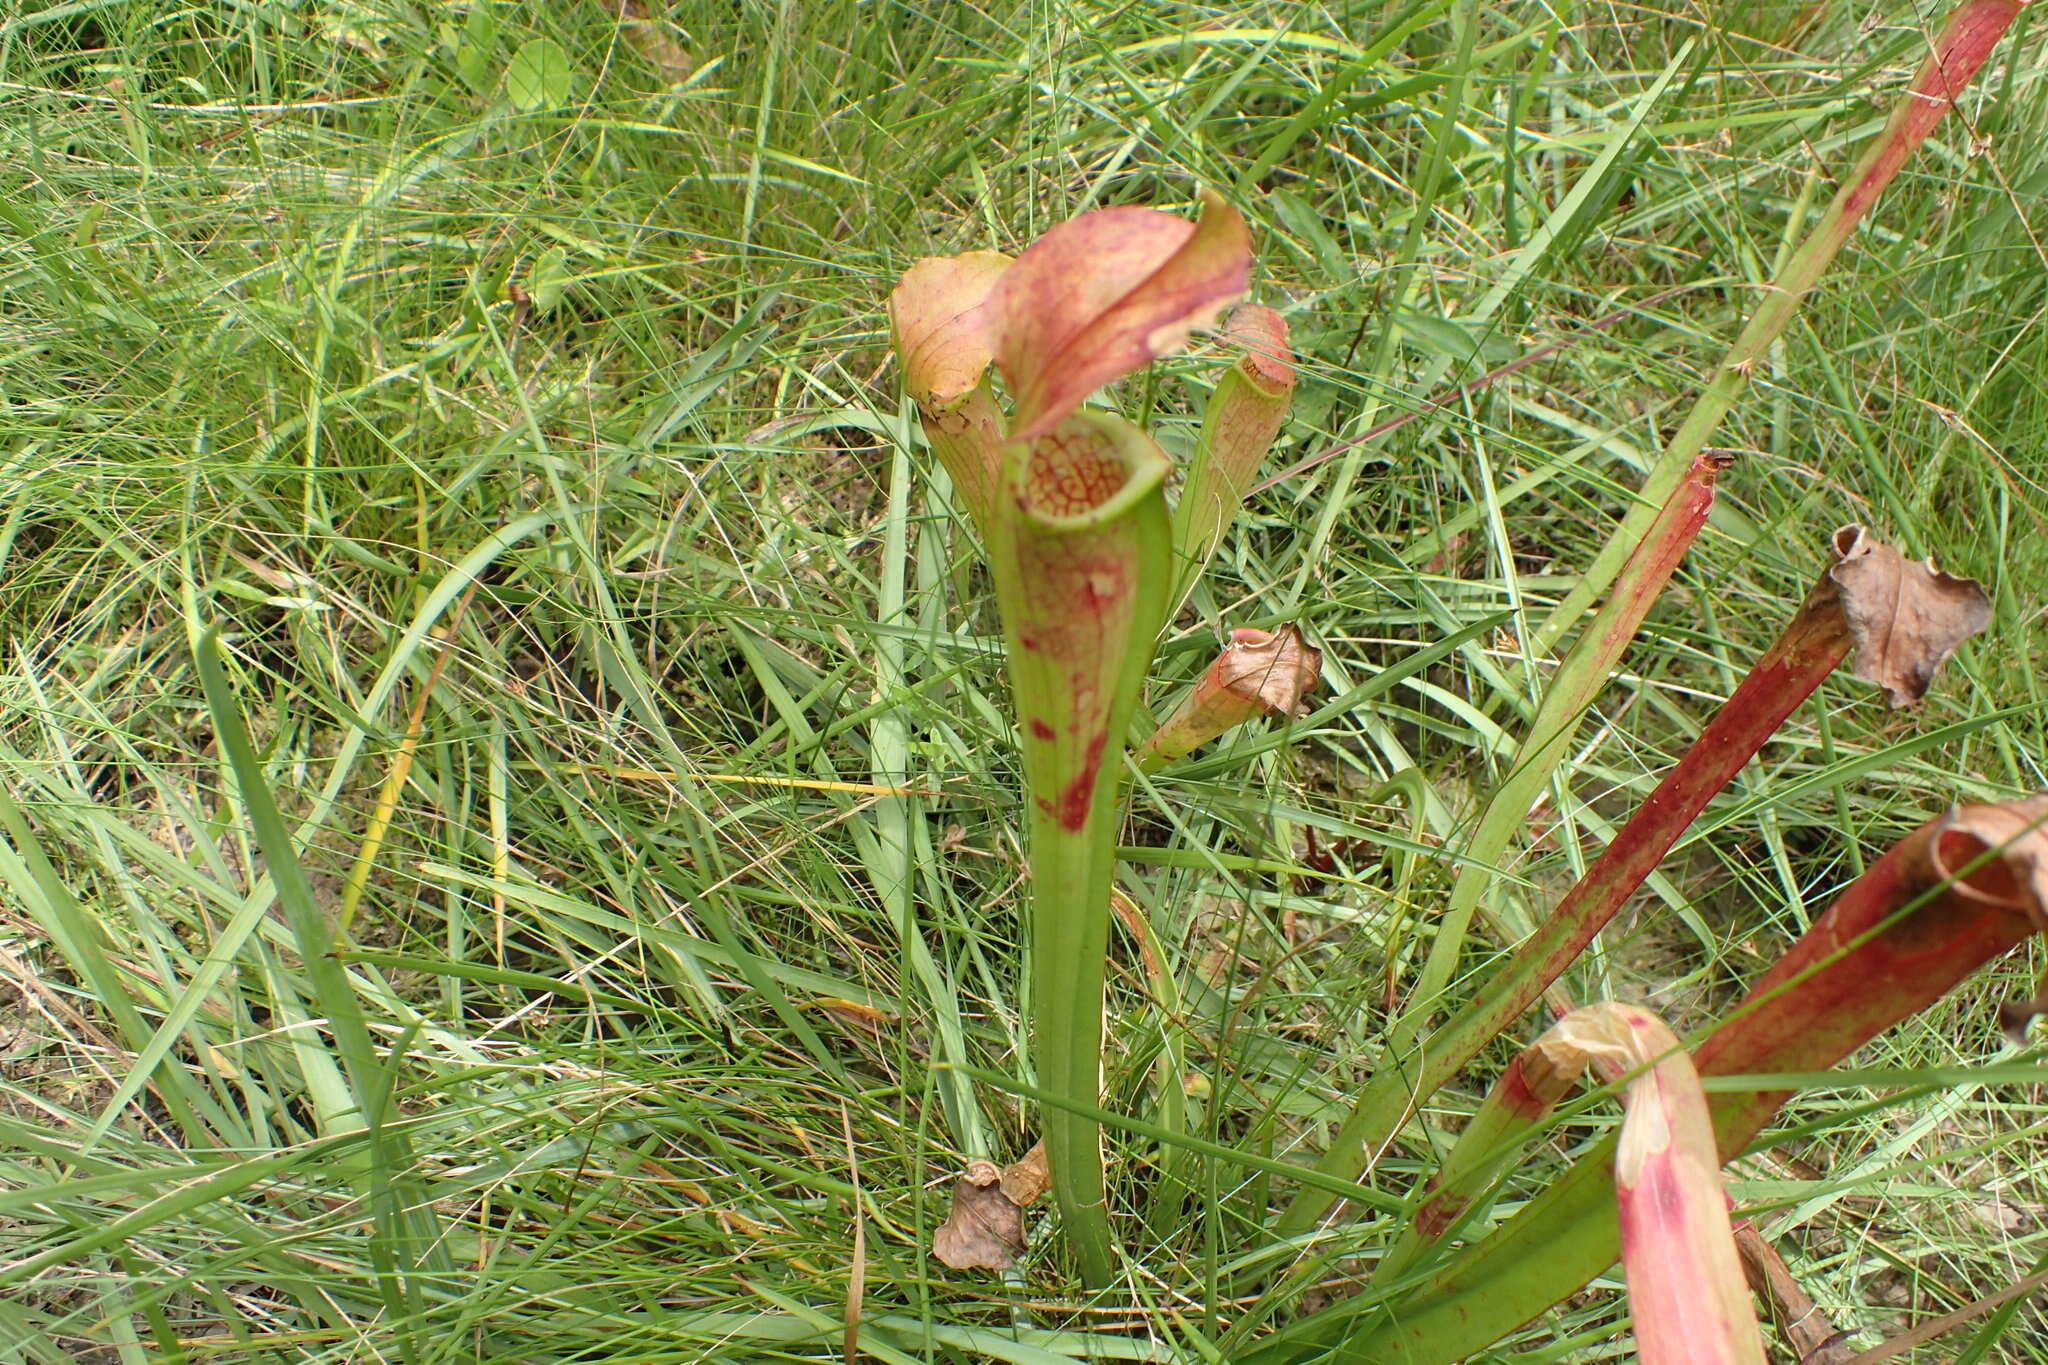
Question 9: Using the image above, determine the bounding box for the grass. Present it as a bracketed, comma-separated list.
[0, 0, 2044, 1360]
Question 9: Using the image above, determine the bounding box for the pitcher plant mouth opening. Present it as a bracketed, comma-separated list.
[1009, 413, 1170, 529]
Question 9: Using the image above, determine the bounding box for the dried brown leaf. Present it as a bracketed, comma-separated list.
[998, 1140, 1050, 1207]
[1134, 626, 1322, 770]
[930, 1142, 1052, 1270]
[1827, 524, 1990, 708]
[931, 1160, 1027, 1271]
[1212, 625, 1322, 719]
[614, 0, 694, 80]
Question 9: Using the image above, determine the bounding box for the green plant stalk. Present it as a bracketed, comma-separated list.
[1281, 449, 1730, 1232]
[1527, 0, 2022, 657]
[917, 378, 1009, 534]
[1375, 1030, 1586, 1284]
[1109, 889, 1196, 1245]
[1284, 551, 1851, 1233]
[986, 412, 1174, 1286]
[1172, 305, 1293, 596]
[1256, 797, 2047, 1365]
[875, 429, 986, 1153]
[1390, 1006, 1766, 1362]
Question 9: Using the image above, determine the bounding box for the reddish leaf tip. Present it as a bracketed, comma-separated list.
[1223, 303, 1294, 395]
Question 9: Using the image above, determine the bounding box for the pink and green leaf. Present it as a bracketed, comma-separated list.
[888, 249, 1013, 526]
[990, 190, 1251, 444]
[985, 410, 1175, 1285]
[1581, 1006, 1766, 1365]
[1173, 304, 1295, 589]
[890, 193, 1261, 1284]
[1283, 449, 1735, 1233]
[1291, 527, 1989, 1240]
[1380, 1000, 1770, 1365]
